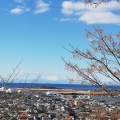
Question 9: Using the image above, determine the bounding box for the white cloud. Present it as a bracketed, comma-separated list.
[80, 12, 120, 24]
[10, 6, 30, 14]
[14, 0, 23, 3]
[61, 1, 120, 24]
[34, 0, 50, 14]
[10, 8, 23, 14]
[46, 76, 59, 81]
[59, 17, 77, 22]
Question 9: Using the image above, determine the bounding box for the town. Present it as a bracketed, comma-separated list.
[0, 87, 120, 120]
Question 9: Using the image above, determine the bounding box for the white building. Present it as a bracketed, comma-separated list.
[0, 87, 4, 91]
[46, 91, 58, 95]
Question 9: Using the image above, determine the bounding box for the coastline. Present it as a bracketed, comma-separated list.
[18, 88, 109, 95]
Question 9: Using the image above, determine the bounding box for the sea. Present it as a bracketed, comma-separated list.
[0, 83, 120, 91]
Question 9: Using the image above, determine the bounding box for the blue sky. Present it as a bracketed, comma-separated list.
[0, 0, 120, 84]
